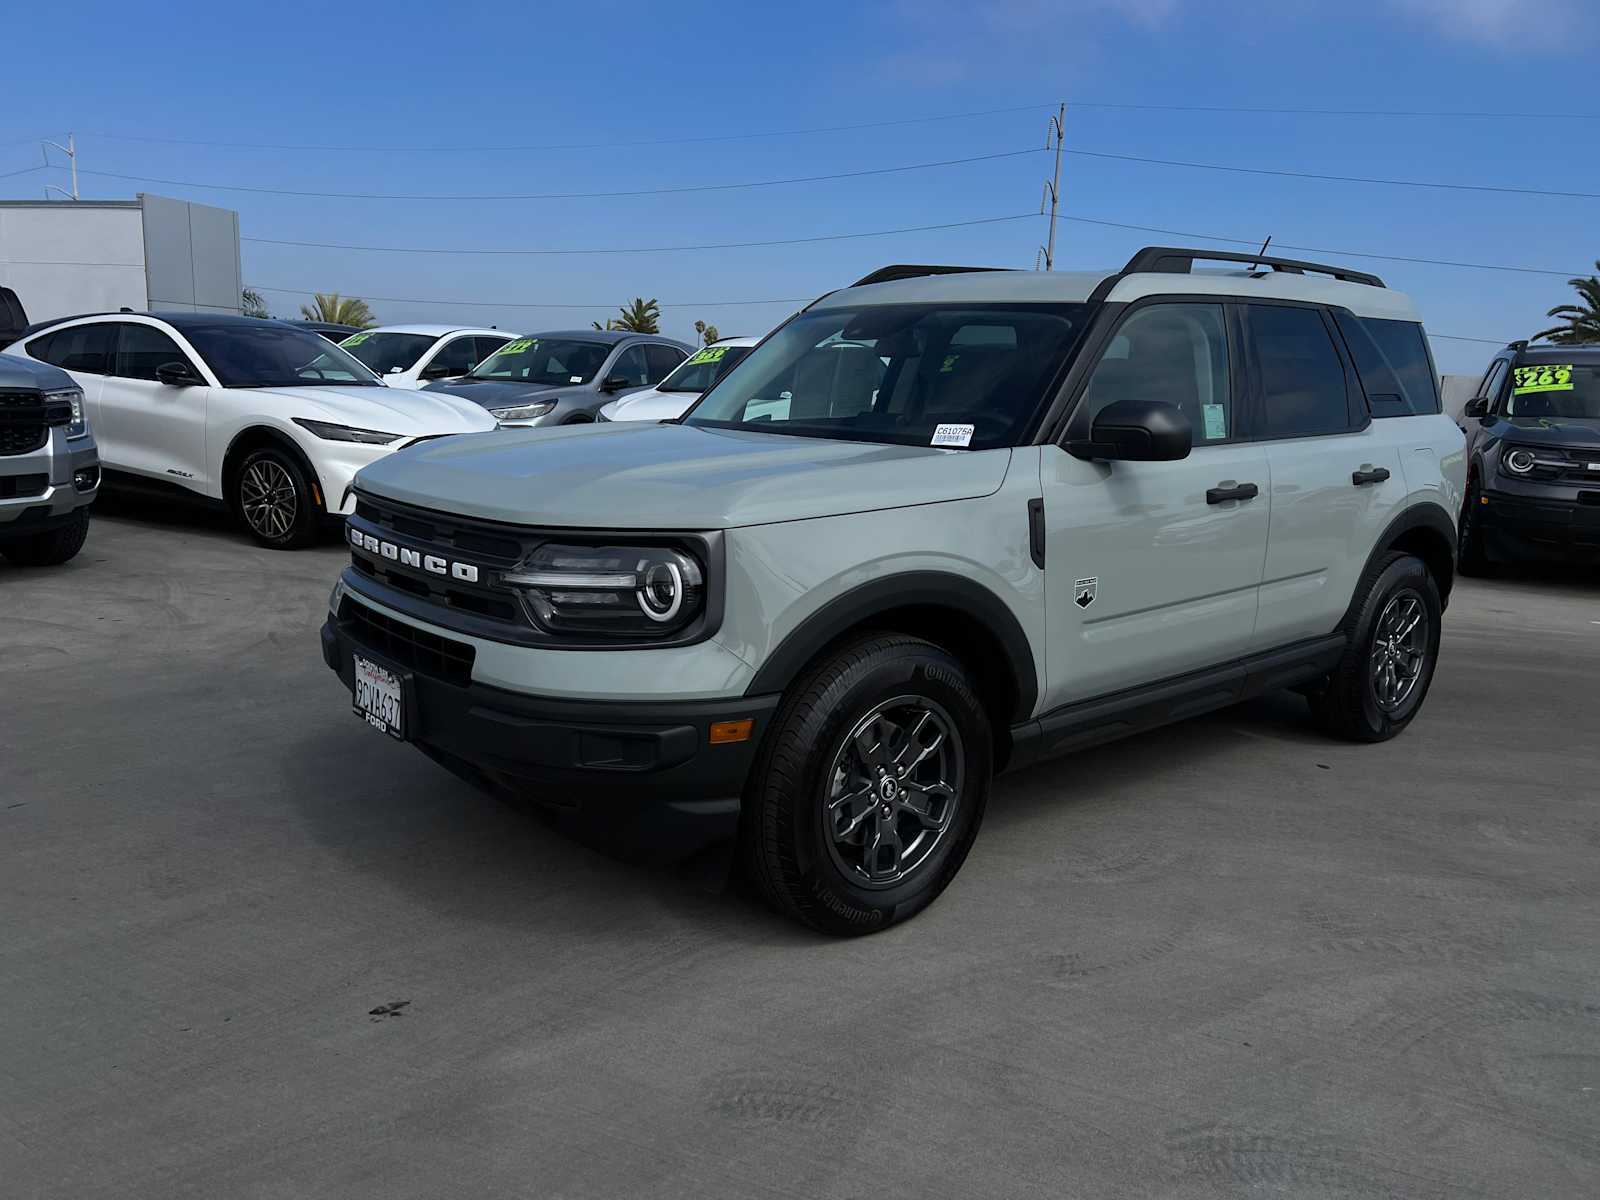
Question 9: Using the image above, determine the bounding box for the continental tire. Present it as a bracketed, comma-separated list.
[742, 633, 991, 936]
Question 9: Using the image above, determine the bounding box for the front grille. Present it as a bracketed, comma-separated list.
[1509, 445, 1600, 484]
[339, 596, 475, 686]
[0, 473, 48, 499]
[0, 390, 49, 457]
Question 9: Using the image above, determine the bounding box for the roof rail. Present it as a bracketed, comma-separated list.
[1506, 339, 1529, 351]
[851, 264, 1011, 288]
[1122, 246, 1385, 289]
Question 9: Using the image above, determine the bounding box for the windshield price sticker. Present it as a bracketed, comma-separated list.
[687, 347, 728, 365]
[1513, 364, 1574, 394]
[342, 332, 371, 346]
[931, 423, 975, 448]
[499, 338, 536, 355]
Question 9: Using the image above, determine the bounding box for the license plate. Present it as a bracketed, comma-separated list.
[352, 654, 406, 739]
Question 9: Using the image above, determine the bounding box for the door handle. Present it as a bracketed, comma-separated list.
[1206, 482, 1259, 505]
[1351, 466, 1391, 486]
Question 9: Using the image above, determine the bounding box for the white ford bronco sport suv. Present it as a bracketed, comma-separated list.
[322, 247, 1465, 935]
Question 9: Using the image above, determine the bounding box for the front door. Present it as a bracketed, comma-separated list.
[1041, 301, 1270, 709]
[99, 322, 210, 491]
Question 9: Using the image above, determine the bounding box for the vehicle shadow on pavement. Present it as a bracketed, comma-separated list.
[90, 487, 348, 545]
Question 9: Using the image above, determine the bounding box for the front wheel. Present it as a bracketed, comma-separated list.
[1309, 551, 1442, 742]
[0, 507, 90, 566]
[233, 447, 319, 549]
[742, 633, 992, 935]
[1457, 475, 1495, 577]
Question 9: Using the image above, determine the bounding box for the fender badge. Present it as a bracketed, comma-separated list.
[1074, 577, 1097, 609]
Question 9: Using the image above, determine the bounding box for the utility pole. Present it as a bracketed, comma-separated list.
[41, 132, 79, 200]
[1038, 103, 1065, 270]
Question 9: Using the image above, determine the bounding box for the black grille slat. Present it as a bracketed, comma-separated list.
[0, 473, 48, 499]
[0, 390, 49, 456]
[340, 597, 475, 686]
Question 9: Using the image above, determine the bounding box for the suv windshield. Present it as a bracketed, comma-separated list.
[340, 331, 436, 375]
[659, 345, 752, 392]
[684, 304, 1087, 449]
[183, 323, 380, 388]
[467, 337, 610, 385]
[1507, 361, 1600, 419]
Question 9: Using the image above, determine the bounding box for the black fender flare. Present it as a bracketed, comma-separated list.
[222, 425, 328, 513]
[743, 571, 1039, 723]
[1342, 502, 1458, 625]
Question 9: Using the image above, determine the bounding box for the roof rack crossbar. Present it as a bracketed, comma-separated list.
[851, 264, 1012, 288]
[1121, 246, 1385, 289]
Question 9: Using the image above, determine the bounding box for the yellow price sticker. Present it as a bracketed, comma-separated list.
[498, 338, 536, 355]
[687, 346, 728, 365]
[342, 332, 371, 346]
[1513, 364, 1574, 394]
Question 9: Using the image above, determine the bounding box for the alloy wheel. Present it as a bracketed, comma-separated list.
[824, 695, 964, 889]
[240, 459, 299, 540]
[1370, 589, 1429, 712]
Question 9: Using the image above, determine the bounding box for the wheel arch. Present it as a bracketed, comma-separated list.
[1348, 503, 1457, 619]
[220, 425, 327, 514]
[744, 572, 1039, 767]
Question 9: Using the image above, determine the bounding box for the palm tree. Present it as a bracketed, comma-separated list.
[1532, 261, 1600, 345]
[299, 292, 376, 329]
[693, 319, 720, 346]
[241, 288, 270, 319]
[593, 297, 660, 334]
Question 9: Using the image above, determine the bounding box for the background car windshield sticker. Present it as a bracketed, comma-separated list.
[1074, 577, 1097, 608]
[342, 332, 371, 346]
[686, 346, 727, 365]
[1513, 365, 1574, 394]
[498, 338, 536, 356]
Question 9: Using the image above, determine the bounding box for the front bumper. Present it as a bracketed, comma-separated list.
[321, 605, 779, 860]
[0, 434, 99, 529]
[1479, 485, 1600, 562]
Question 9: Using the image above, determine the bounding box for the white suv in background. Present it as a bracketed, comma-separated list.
[598, 337, 759, 422]
[7, 313, 498, 548]
[340, 325, 515, 390]
[323, 248, 1464, 934]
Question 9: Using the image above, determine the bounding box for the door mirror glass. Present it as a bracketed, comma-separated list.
[1463, 396, 1490, 419]
[156, 361, 201, 387]
[1072, 399, 1192, 461]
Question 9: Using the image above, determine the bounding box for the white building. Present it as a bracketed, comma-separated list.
[0, 193, 242, 324]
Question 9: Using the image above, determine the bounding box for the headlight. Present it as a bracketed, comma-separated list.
[489, 401, 556, 421]
[1503, 448, 1536, 475]
[46, 388, 87, 439]
[292, 418, 401, 445]
[502, 543, 705, 638]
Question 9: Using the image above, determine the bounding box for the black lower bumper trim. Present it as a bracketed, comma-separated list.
[1480, 490, 1600, 561]
[322, 616, 779, 860]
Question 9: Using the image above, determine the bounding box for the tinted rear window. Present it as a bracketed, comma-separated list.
[1340, 316, 1439, 416]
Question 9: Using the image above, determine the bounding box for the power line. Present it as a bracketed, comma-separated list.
[1061, 101, 1600, 120]
[1069, 148, 1600, 200]
[71, 147, 1043, 201]
[247, 285, 811, 310]
[244, 214, 1040, 256]
[0, 163, 48, 180]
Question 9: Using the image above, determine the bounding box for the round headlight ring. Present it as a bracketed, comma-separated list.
[1505, 448, 1536, 475]
[638, 560, 684, 622]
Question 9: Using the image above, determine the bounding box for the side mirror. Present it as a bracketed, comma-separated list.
[1463, 397, 1490, 419]
[600, 374, 630, 393]
[1069, 399, 1192, 462]
[156, 361, 201, 387]
[420, 361, 460, 380]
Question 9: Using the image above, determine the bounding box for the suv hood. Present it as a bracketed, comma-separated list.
[247, 384, 498, 434]
[423, 377, 581, 411]
[353, 422, 1013, 529]
[1501, 415, 1600, 448]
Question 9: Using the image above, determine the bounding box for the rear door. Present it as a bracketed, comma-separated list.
[1245, 302, 1408, 648]
[1040, 300, 1271, 708]
[100, 321, 211, 490]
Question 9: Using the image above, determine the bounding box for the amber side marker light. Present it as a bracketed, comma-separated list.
[709, 719, 754, 745]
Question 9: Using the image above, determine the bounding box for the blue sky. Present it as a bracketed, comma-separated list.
[4, 0, 1598, 372]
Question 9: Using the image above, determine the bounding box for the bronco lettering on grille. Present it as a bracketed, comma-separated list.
[350, 525, 480, 583]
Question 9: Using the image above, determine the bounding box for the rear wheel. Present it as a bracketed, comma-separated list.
[0, 507, 90, 566]
[1309, 551, 1441, 742]
[742, 633, 991, 935]
[233, 447, 319, 549]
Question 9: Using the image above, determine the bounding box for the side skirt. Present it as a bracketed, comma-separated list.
[1005, 634, 1346, 773]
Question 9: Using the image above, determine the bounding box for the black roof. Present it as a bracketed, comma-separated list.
[1515, 342, 1600, 361]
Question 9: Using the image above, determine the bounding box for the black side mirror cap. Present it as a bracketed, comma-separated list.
[1068, 399, 1193, 462]
[1463, 397, 1490, 419]
[156, 361, 201, 387]
[600, 374, 630, 393]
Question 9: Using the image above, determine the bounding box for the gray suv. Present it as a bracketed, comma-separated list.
[423, 330, 691, 426]
[323, 248, 1464, 935]
[0, 353, 99, 566]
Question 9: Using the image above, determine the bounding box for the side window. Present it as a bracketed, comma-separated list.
[609, 345, 650, 387]
[423, 336, 475, 379]
[1082, 303, 1233, 443]
[1359, 318, 1439, 415]
[1480, 360, 1510, 411]
[28, 323, 114, 375]
[644, 343, 686, 385]
[472, 336, 510, 366]
[1246, 305, 1353, 439]
[113, 323, 197, 381]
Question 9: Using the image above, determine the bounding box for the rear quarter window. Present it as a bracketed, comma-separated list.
[1339, 315, 1440, 416]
